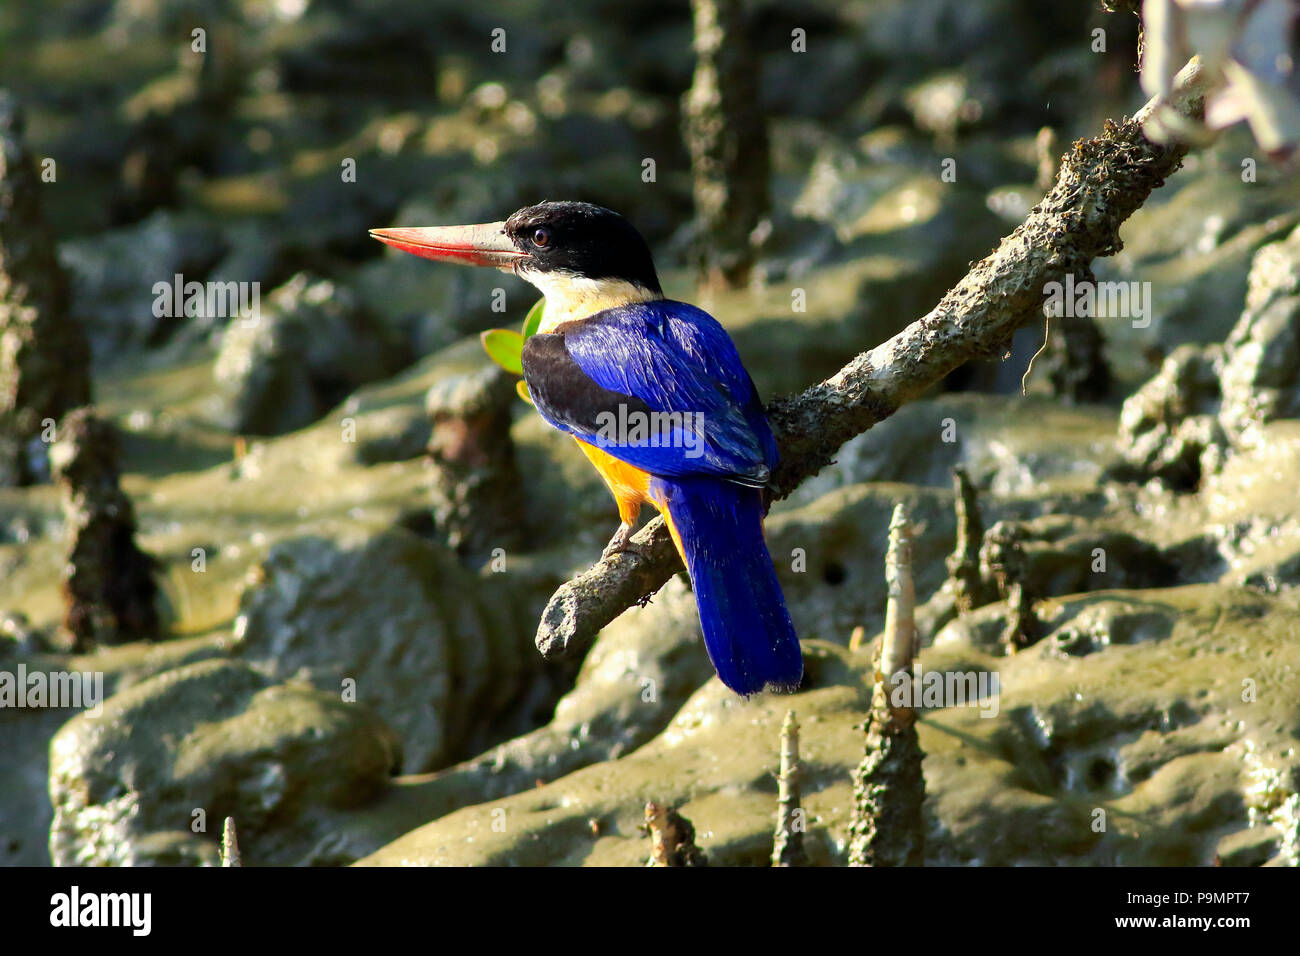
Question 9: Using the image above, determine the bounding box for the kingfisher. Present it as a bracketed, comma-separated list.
[370, 201, 801, 696]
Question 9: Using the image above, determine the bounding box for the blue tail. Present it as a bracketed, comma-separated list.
[655, 476, 802, 696]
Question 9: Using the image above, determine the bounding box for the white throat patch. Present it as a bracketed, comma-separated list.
[522, 270, 662, 332]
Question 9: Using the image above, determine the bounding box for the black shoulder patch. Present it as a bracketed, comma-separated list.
[521, 332, 654, 435]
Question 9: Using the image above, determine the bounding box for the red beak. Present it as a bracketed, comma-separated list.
[368, 221, 525, 272]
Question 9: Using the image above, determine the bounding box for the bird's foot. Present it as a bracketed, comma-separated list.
[601, 522, 643, 560]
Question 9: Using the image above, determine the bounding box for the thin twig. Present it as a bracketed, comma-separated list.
[220, 816, 241, 867]
[644, 802, 708, 867]
[772, 709, 807, 866]
[848, 502, 925, 866]
[879, 503, 917, 724]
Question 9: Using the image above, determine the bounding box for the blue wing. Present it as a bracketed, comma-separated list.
[520, 300, 778, 484]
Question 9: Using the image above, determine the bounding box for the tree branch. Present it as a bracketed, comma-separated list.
[535, 60, 1208, 664]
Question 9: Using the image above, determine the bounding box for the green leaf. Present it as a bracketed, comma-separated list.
[480, 328, 524, 375]
[521, 298, 547, 339]
[515, 379, 533, 405]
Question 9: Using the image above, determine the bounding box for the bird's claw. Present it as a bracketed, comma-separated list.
[601, 522, 643, 560]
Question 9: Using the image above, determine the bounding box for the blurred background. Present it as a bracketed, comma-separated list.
[2, 0, 1141, 371]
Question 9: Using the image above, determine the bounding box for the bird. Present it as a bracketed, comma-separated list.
[370, 200, 801, 696]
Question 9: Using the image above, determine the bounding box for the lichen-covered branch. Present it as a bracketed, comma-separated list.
[534, 61, 1208, 665]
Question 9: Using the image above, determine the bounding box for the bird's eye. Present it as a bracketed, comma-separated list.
[531, 227, 551, 248]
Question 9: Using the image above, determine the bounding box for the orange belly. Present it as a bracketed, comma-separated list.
[574, 438, 686, 560]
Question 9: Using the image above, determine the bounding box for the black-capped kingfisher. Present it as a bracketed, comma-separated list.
[370, 201, 801, 696]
